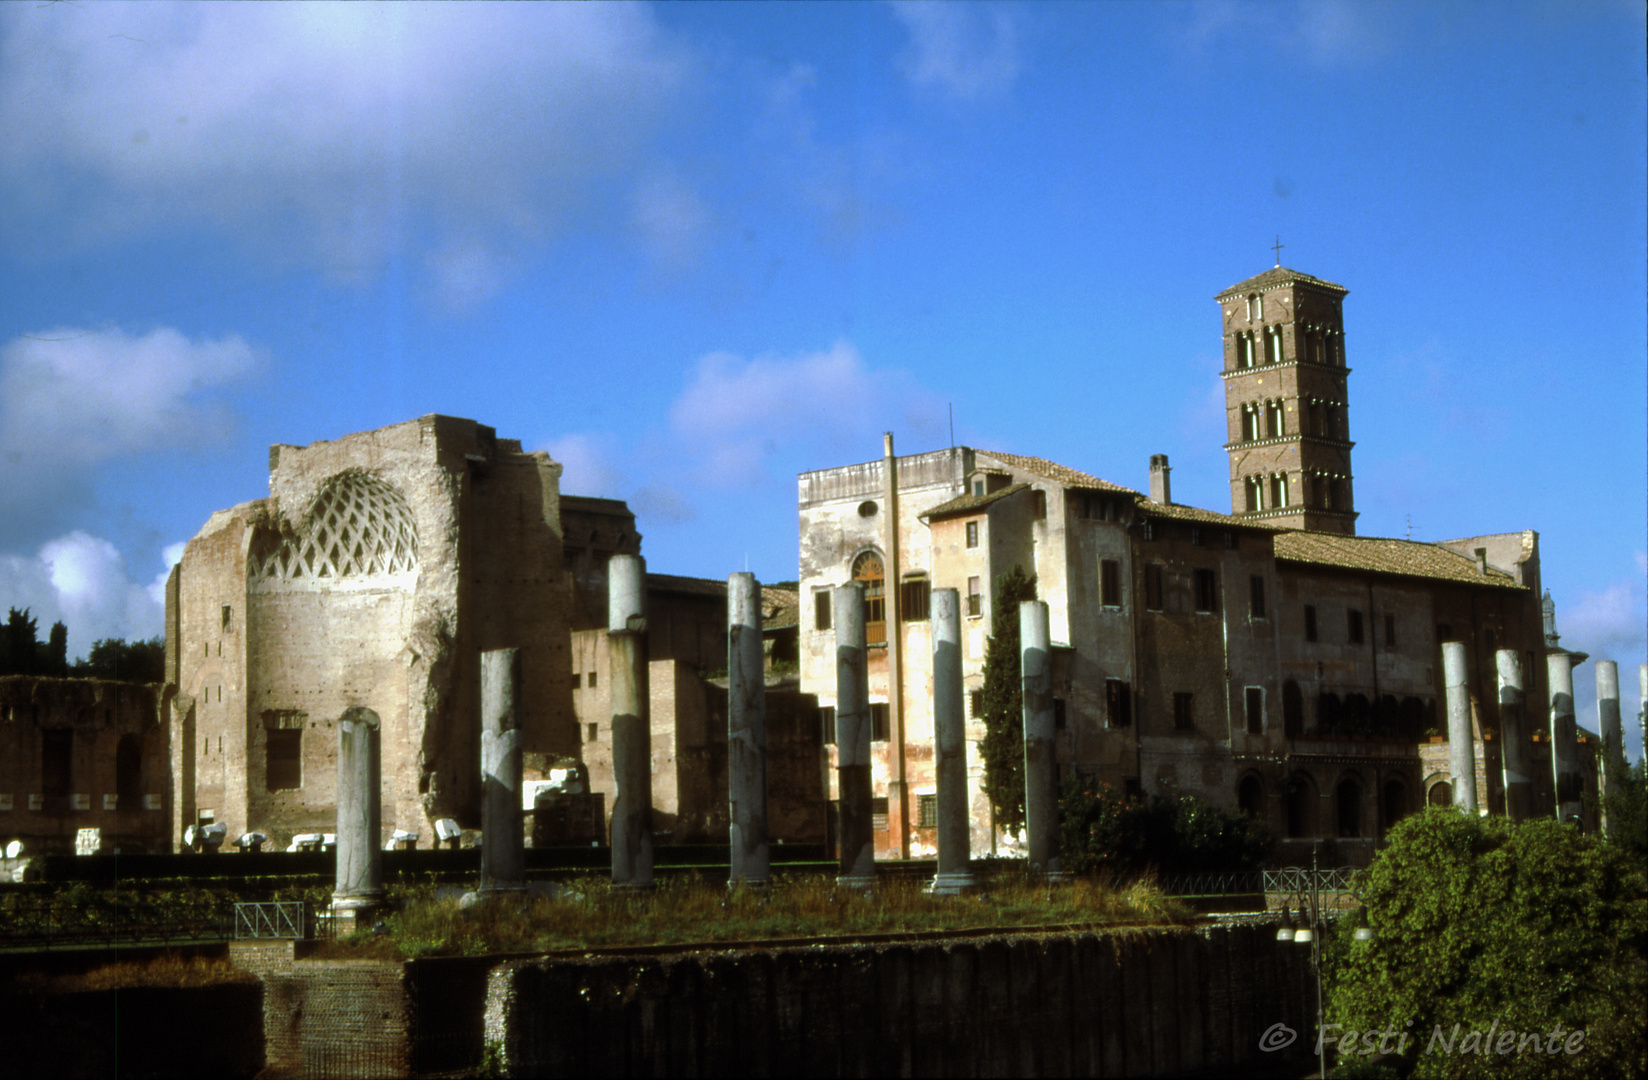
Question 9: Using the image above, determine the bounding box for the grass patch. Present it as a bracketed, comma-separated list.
[13, 953, 257, 993]
[346, 871, 1192, 960]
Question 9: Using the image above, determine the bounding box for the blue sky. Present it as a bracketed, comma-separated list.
[0, 2, 1642, 753]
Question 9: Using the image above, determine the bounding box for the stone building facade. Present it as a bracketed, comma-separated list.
[0, 676, 169, 853]
[166, 415, 574, 850]
[797, 264, 1570, 865]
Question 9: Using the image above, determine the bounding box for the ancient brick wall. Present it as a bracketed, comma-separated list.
[0, 676, 168, 854]
[259, 959, 410, 1079]
[483, 923, 1314, 1077]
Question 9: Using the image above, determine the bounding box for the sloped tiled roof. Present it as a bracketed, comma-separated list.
[974, 450, 1137, 493]
[1274, 532, 1524, 589]
[1135, 498, 1278, 530]
[645, 573, 727, 598]
[1215, 265, 1349, 299]
[761, 587, 798, 630]
[922, 482, 1032, 521]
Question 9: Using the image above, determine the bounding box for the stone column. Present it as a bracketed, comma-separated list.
[727, 572, 769, 887]
[332, 707, 382, 928]
[480, 648, 525, 892]
[1547, 652, 1582, 825]
[1020, 601, 1064, 880]
[930, 588, 976, 894]
[1442, 643, 1477, 814]
[834, 583, 875, 887]
[1639, 664, 1647, 766]
[609, 554, 654, 888]
[1497, 650, 1531, 821]
[1597, 661, 1626, 836]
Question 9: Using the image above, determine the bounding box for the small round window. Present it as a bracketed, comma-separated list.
[857, 501, 878, 518]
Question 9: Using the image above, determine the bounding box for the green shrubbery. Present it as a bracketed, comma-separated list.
[1326, 808, 1648, 1079]
[1057, 777, 1273, 877]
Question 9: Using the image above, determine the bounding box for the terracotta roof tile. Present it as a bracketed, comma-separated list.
[1273, 532, 1524, 589]
[974, 450, 1137, 493]
[922, 482, 1032, 521]
[1215, 265, 1349, 299]
[1135, 498, 1277, 529]
[761, 587, 799, 630]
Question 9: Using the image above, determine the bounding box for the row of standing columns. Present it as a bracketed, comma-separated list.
[1443, 645, 1639, 835]
[328, 609, 1647, 916]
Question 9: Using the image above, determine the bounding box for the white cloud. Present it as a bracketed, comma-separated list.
[0, 327, 259, 541]
[0, 2, 691, 298]
[631, 171, 712, 272]
[0, 532, 168, 659]
[542, 433, 628, 499]
[668, 340, 945, 488]
[890, 2, 1022, 101]
[1562, 568, 1647, 668]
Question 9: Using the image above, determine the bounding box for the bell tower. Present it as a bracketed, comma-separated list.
[1215, 261, 1356, 535]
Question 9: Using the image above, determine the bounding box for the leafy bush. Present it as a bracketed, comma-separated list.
[1327, 808, 1648, 1079]
[1058, 777, 1273, 876]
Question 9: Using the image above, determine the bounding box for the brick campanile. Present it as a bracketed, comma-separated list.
[1215, 264, 1357, 535]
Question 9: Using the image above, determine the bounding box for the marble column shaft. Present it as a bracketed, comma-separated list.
[1442, 643, 1477, 814]
[727, 572, 769, 886]
[333, 707, 383, 914]
[1020, 601, 1061, 878]
[834, 584, 875, 884]
[1547, 652, 1582, 824]
[480, 647, 524, 891]
[930, 589, 975, 893]
[609, 554, 654, 887]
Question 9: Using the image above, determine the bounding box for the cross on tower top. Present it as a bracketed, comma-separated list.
[1271, 235, 1284, 267]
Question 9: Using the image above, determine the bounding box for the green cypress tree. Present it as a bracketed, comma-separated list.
[978, 564, 1036, 835]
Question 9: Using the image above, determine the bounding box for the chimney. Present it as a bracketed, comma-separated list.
[1475, 547, 1488, 575]
[1149, 454, 1172, 505]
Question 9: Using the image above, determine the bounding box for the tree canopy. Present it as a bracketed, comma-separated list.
[1327, 808, 1648, 1079]
[0, 607, 162, 682]
[978, 564, 1036, 835]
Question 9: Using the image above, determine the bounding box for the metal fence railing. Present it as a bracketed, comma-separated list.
[1262, 867, 1359, 897]
[234, 900, 307, 940]
[1156, 871, 1267, 896]
[0, 894, 234, 950]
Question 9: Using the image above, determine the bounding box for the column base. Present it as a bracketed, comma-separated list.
[926, 871, 980, 896]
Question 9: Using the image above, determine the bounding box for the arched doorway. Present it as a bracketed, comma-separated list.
[1285, 773, 1318, 838]
[1427, 781, 1453, 807]
[1337, 778, 1362, 837]
[1238, 774, 1265, 818]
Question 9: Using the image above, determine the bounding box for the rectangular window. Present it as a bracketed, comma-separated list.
[1173, 692, 1195, 732]
[586, 722, 598, 742]
[1141, 519, 1155, 541]
[1053, 697, 1067, 730]
[814, 590, 832, 631]
[1032, 490, 1047, 520]
[266, 729, 302, 791]
[1106, 679, 1132, 728]
[819, 706, 836, 746]
[1348, 609, 1364, 644]
[872, 797, 890, 833]
[965, 520, 979, 548]
[917, 793, 938, 829]
[42, 729, 72, 797]
[221, 605, 233, 632]
[1384, 613, 1396, 647]
[571, 673, 581, 689]
[1190, 527, 1204, 547]
[1144, 565, 1164, 612]
[966, 576, 982, 617]
[1100, 559, 1122, 608]
[1249, 575, 1266, 619]
[1245, 687, 1264, 734]
[900, 578, 930, 621]
[1305, 604, 1318, 642]
[1194, 569, 1218, 613]
[587, 671, 597, 688]
[969, 690, 983, 718]
[870, 703, 889, 742]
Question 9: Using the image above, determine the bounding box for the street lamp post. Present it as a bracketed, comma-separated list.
[1276, 845, 1370, 1078]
